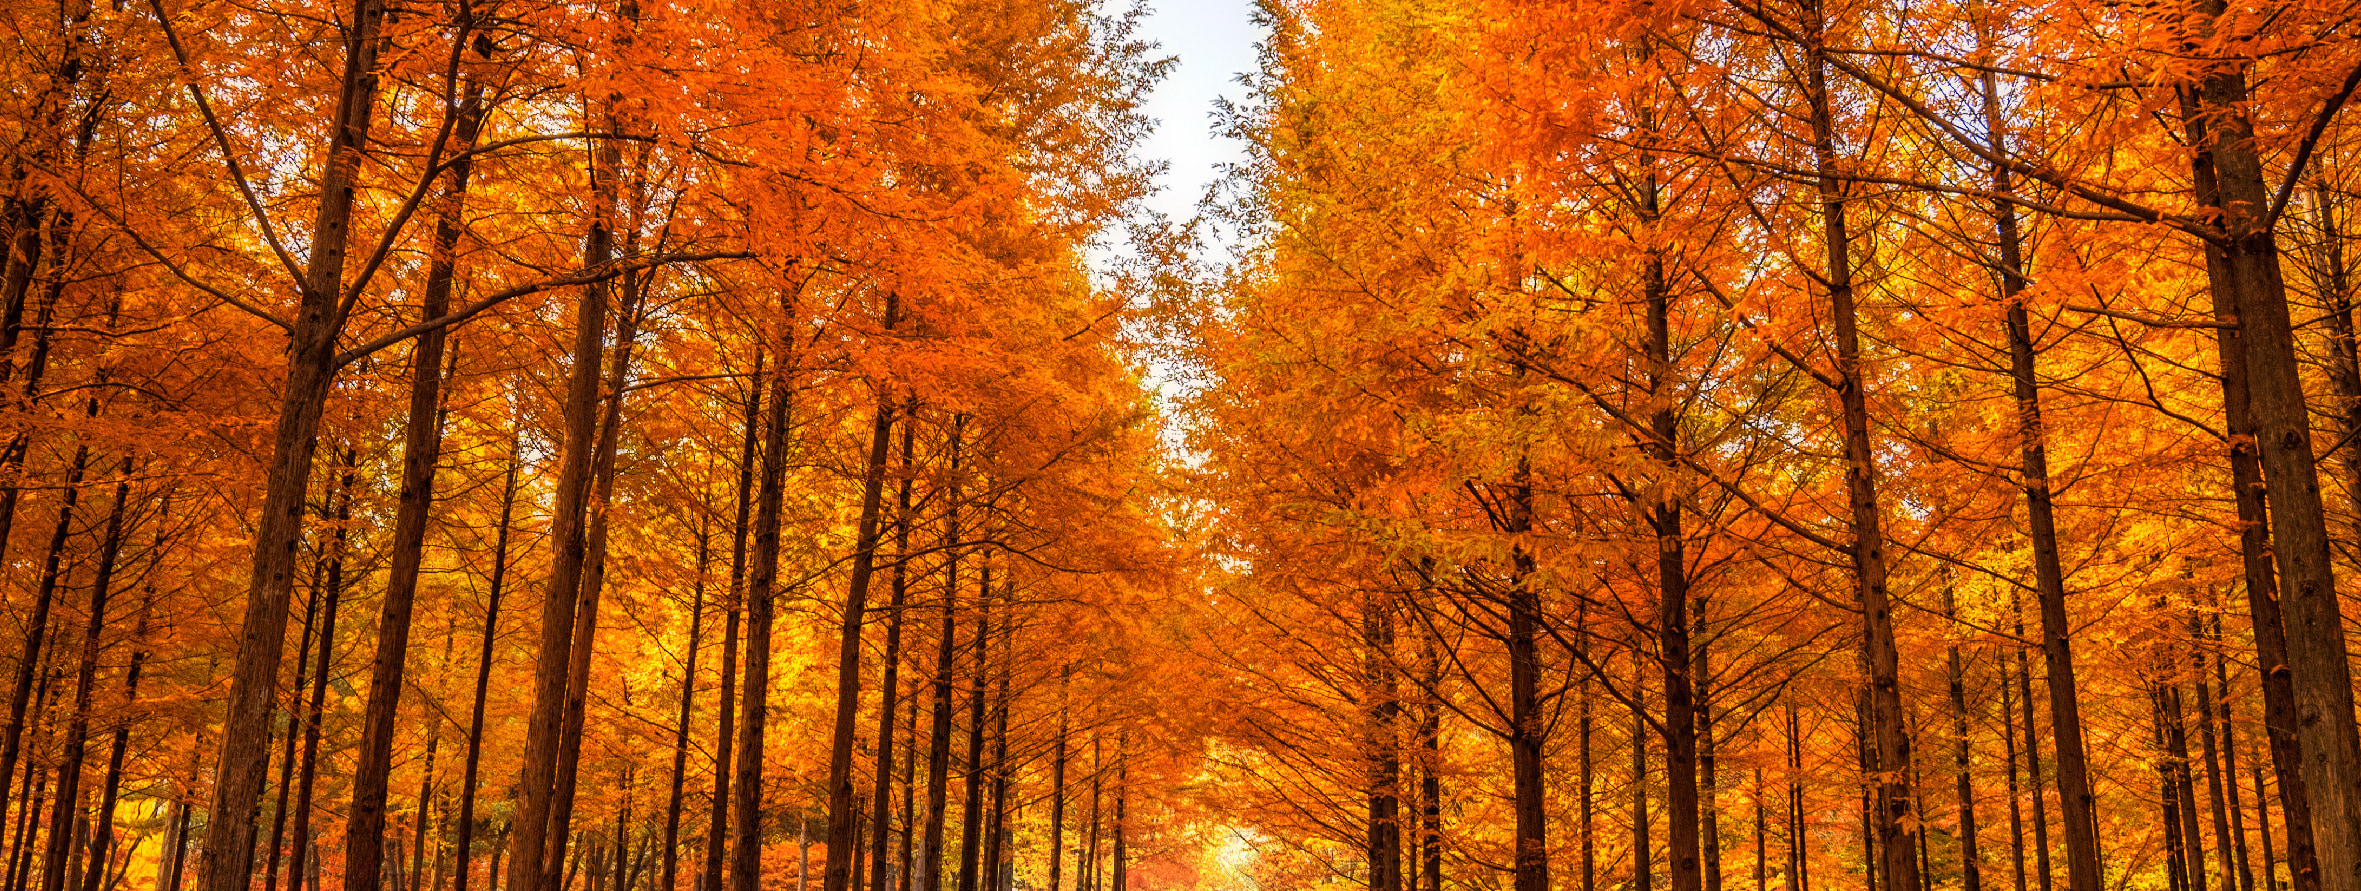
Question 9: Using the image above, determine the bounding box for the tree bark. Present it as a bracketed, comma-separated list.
[194, 0, 389, 879]
[455, 438, 520, 891]
[346, 59, 486, 891]
[823, 383, 899, 891]
[731, 327, 795, 891]
[869, 403, 917, 891]
[918, 420, 964, 891]
[702, 351, 760, 891]
[2180, 12, 2361, 890]
[285, 452, 356, 891]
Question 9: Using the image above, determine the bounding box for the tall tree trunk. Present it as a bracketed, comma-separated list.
[509, 159, 615, 891]
[455, 439, 520, 891]
[823, 378, 899, 891]
[1050, 669, 1068, 891]
[0, 414, 90, 860]
[869, 406, 917, 891]
[2181, 10, 2361, 889]
[1945, 584, 1984, 891]
[2014, 611, 2053, 891]
[702, 351, 760, 891]
[1803, 3, 1917, 886]
[1976, 63, 2102, 891]
[919, 421, 963, 891]
[1366, 591, 1401, 891]
[2182, 87, 2324, 891]
[2002, 658, 2028, 891]
[346, 60, 486, 891]
[548, 285, 645, 891]
[38, 457, 131, 891]
[1635, 651, 1653, 891]
[731, 327, 795, 891]
[662, 531, 710, 891]
[194, 0, 389, 877]
[956, 562, 991, 891]
[1504, 467, 1546, 891]
[82, 583, 149, 891]
[286, 453, 357, 891]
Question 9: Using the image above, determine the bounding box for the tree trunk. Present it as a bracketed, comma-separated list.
[919, 421, 964, 891]
[1944, 584, 1984, 891]
[1504, 467, 1546, 891]
[1366, 591, 1401, 891]
[824, 382, 899, 891]
[1802, 4, 1917, 886]
[38, 459, 131, 891]
[346, 63, 486, 891]
[195, 0, 389, 878]
[956, 563, 991, 891]
[662, 531, 709, 891]
[870, 406, 917, 891]
[456, 440, 520, 891]
[2181, 12, 2361, 890]
[702, 352, 760, 891]
[286, 453, 357, 891]
[508, 170, 614, 891]
[731, 329, 795, 891]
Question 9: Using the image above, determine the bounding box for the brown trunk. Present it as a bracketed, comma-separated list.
[662, 532, 710, 891]
[0, 419, 89, 859]
[869, 405, 918, 891]
[1366, 590, 1401, 891]
[2181, 88, 2325, 891]
[38, 458, 131, 891]
[2002, 653, 2028, 891]
[455, 440, 520, 891]
[1505, 469, 1546, 891]
[824, 382, 899, 891]
[82, 584, 149, 891]
[731, 327, 795, 891]
[1050, 669, 1068, 891]
[1945, 584, 1984, 891]
[2182, 13, 2361, 890]
[1803, 3, 1916, 884]
[2194, 618, 2240, 891]
[196, 0, 388, 875]
[1976, 63, 2103, 891]
[919, 421, 964, 891]
[702, 353, 761, 891]
[956, 562, 991, 891]
[346, 62, 486, 891]
[286, 453, 356, 891]
[1636, 652, 1653, 891]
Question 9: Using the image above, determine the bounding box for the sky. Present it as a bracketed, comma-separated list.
[1127, 0, 1264, 227]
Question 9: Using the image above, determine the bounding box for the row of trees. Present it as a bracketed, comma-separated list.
[0, 1, 1207, 891]
[1184, 3, 2361, 891]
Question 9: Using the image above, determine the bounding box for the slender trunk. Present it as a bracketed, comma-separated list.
[1420, 636, 1442, 891]
[509, 171, 615, 891]
[347, 62, 486, 891]
[662, 531, 710, 891]
[731, 329, 794, 891]
[919, 421, 964, 891]
[287, 454, 357, 891]
[195, 0, 389, 876]
[956, 563, 991, 891]
[1505, 468, 1546, 891]
[86, 592, 151, 891]
[870, 408, 917, 891]
[2014, 613, 2053, 891]
[2182, 18, 2361, 891]
[1974, 63, 2104, 891]
[825, 381, 899, 891]
[702, 353, 761, 891]
[265, 573, 319, 891]
[1636, 653, 1654, 891]
[1945, 584, 1984, 891]
[1050, 670, 1068, 891]
[455, 441, 520, 891]
[0, 424, 89, 862]
[2258, 767, 2279, 891]
[1804, 4, 1915, 886]
[2194, 619, 2238, 891]
[38, 459, 131, 891]
[2002, 660, 2028, 891]
[1367, 591, 1401, 891]
[2212, 628, 2256, 891]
